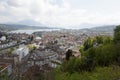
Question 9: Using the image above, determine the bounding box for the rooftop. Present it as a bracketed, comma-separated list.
[33, 50, 57, 58]
[0, 63, 10, 72]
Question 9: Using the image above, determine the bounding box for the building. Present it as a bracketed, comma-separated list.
[0, 36, 6, 41]
[13, 44, 29, 62]
[28, 50, 60, 68]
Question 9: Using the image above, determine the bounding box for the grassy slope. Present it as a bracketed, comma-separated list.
[54, 66, 120, 80]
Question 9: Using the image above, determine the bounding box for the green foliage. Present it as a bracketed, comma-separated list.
[60, 58, 76, 73]
[83, 36, 111, 51]
[85, 43, 120, 66]
[103, 36, 112, 45]
[114, 25, 120, 44]
[83, 37, 93, 51]
[65, 49, 73, 60]
[60, 57, 95, 73]
[9, 48, 14, 54]
[54, 66, 120, 80]
[59, 25, 120, 74]
[53, 25, 120, 80]
[27, 45, 37, 52]
[96, 36, 103, 44]
[0, 73, 9, 80]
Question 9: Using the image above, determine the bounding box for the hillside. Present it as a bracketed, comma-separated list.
[0, 24, 117, 34]
[90, 25, 116, 33]
[52, 25, 120, 80]
[0, 24, 55, 31]
[78, 25, 116, 34]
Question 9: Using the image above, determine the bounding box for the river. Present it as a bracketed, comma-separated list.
[11, 29, 60, 34]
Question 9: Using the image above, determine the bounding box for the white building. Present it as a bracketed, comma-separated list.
[35, 36, 42, 40]
[0, 36, 6, 41]
[13, 45, 29, 62]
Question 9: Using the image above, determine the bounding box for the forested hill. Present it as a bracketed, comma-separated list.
[79, 25, 117, 34]
[90, 25, 116, 33]
[0, 24, 55, 31]
[0, 24, 117, 33]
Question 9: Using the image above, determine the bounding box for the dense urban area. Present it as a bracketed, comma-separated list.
[0, 25, 120, 80]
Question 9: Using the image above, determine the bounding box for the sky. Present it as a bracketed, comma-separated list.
[0, 0, 120, 28]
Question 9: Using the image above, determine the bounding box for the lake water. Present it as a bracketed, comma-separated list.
[11, 29, 60, 34]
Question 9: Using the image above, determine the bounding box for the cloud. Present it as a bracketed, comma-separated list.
[0, 0, 120, 28]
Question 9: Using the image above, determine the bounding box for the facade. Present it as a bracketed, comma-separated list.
[13, 45, 29, 62]
[28, 50, 60, 68]
[0, 36, 6, 41]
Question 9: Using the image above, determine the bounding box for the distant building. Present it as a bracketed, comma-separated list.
[0, 36, 6, 41]
[13, 44, 29, 62]
[35, 36, 42, 40]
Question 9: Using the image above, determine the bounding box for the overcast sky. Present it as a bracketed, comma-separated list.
[0, 0, 120, 28]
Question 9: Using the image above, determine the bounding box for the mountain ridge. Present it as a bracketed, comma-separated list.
[0, 23, 58, 31]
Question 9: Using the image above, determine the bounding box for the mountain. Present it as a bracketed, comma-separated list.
[90, 25, 116, 33]
[0, 22, 117, 33]
[67, 23, 101, 29]
[0, 24, 56, 31]
[78, 25, 117, 34]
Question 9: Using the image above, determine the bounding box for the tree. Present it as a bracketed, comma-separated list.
[0, 73, 9, 80]
[96, 36, 103, 44]
[83, 37, 93, 51]
[103, 36, 111, 45]
[114, 25, 120, 44]
[9, 47, 14, 54]
[66, 49, 73, 61]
